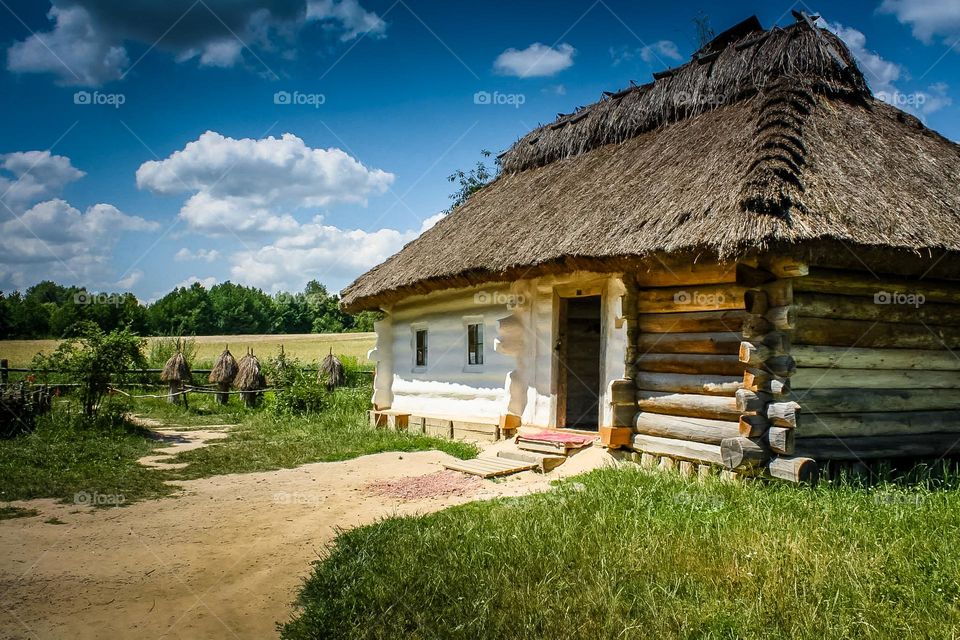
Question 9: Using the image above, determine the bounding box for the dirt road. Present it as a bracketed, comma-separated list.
[0, 437, 608, 639]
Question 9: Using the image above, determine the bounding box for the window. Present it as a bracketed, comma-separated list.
[415, 329, 428, 367]
[467, 323, 484, 365]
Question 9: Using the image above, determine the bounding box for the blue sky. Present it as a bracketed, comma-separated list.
[1, 0, 958, 301]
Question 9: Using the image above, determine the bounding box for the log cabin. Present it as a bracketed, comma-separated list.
[340, 14, 960, 482]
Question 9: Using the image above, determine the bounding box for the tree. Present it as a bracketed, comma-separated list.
[33, 322, 146, 416]
[447, 150, 496, 211]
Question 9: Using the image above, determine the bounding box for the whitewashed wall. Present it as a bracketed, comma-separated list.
[369, 273, 629, 428]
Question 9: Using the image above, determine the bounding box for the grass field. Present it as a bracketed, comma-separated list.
[0, 332, 376, 367]
[282, 467, 960, 639]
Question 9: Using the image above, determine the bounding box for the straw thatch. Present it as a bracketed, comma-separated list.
[160, 352, 191, 383]
[234, 351, 265, 391]
[319, 349, 345, 391]
[208, 348, 239, 384]
[339, 13, 960, 312]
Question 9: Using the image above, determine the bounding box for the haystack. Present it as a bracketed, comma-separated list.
[208, 347, 238, 405]
[234, 349, 265, 408]
[319, 348, 344, 391]
[160, 345, 191, 407]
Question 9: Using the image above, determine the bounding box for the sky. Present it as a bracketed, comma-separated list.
[0, 0, 958, 302]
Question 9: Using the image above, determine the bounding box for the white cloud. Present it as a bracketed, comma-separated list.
[879, 0, 960, 43]
[6, 5, 128, 86]
[116, 269, 144, 289]
[0, 199, 159, 290]
[175, 247, 221, 262]
[494, 43, 575, 78]
[228, 213, 442, 293]
[306, 0, 387, 40]
[611, 40, 683, 67]
[136, 131, 394, 235]
[175, 275, 218, 290]
[820, 20, 952, 118]
[6, 0, 388, 86]
[0, 150, 85, 213]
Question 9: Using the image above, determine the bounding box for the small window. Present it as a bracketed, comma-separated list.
[415, 329, 428, 367]
[467, 323, 484, 365]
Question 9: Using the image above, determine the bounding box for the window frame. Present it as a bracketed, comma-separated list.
[462, 315, 485, 372]
[411, 323, 428, 372]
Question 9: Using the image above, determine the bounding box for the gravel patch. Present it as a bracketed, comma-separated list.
[365, 470, 484, 500]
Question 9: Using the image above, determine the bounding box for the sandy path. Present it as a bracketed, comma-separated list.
[0, 439, 612, 639]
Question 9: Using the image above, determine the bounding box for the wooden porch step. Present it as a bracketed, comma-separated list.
[443, 456, 537, 478]
[496, 449, 567, 473]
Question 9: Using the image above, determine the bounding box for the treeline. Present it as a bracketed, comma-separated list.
[0, 280, 378, 339]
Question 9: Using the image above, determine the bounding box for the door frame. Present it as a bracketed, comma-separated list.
[552, 278, 606, 430]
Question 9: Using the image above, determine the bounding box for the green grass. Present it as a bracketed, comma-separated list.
[0, 505, 39, 520]
[281, 467, 960, 640]
[160, 387, 478, 479]
[0, 403, 176, 505]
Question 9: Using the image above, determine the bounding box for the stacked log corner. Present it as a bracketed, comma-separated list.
[790, 266, 960, 466]
[602, 279, 639, 449]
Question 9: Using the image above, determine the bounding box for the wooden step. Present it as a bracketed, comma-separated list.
[496, 449, 566, 473]
[443, 457, 537, 478]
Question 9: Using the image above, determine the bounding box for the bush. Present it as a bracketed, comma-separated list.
[265, 350, 327, 415]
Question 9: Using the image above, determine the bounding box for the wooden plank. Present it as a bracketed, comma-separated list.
[791, 345, 959, 371]
[634, 262, 738, 287]
[635, 353, 745, 376]
[791, 368, 960, 390]
[793, 268, 960, 303]
[796, 410, 960, 438]
[795, 292, 960, 325]
[516, 439, 570, 455]
[794, 317, 960, 350]
[634, 412, 741, 445]
[795, 433, 960, 460]
[636, 310, 747, 333]
[637, 331, 743, 355]
[630, 433, 725, 465]
[635, 284, 748, 313]
[634, 372, 743, 397]
[443, 459, 536, 478]
[636, 391, 741, 421]
[791, 389, 960, 414]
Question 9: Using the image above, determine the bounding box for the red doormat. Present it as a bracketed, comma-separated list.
[515, 430, 595, 447]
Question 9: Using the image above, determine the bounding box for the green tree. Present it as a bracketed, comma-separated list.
[447, 149, 496, 211]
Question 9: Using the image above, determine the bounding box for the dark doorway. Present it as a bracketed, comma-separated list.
[557, 296, 602, 430]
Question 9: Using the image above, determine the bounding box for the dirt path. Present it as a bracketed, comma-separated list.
[0, 436, 611, 639]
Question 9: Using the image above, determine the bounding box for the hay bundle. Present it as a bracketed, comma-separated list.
[208, 347, 238, 405]
[160, 344, 191, 407]
[319, 349, 344, 391]
[234, 349, 265, 408]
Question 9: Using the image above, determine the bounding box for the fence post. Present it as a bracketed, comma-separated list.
[1, 359, 7, 384]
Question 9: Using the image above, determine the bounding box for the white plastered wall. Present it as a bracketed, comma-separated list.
[368, 272, 629, 428]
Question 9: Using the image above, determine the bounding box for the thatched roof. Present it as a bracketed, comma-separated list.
[340, 13, 960, 312]
[208, 348, 238, 384]
[160, 352, 191, 383]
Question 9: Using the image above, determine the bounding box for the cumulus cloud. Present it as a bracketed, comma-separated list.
[494, 43, 575, 78]
[175, 247, 221, 262]
[307, 0, 386, 40]
[821, 20, 952, 118]
[6, 0, 387, 86]
[174, 275, 218, 290]
[116, 269, 144, 289]
[227, 214, 441, 293]
[610, 40, 683, 67]
[136, 131, 394, 235]
[0, 150, 85, 213]
[879, 0, 960, 44]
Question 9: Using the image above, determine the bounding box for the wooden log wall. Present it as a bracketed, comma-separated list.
[627, 258, 818, 483]
[790, 266, 960, 462]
